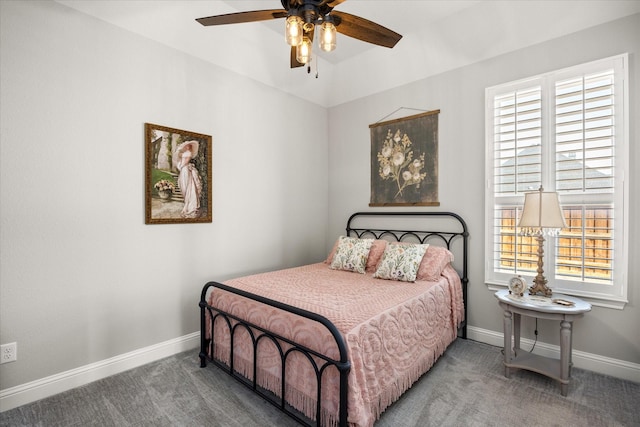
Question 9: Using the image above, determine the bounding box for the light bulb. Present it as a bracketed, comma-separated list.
[319, 21, 336, 52]
[296, 36, 312, 64]
[285, 15, 303, 46]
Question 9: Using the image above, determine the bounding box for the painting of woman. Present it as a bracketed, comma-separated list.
[145, 123, 211, 224]
[175, 140, 203, 218]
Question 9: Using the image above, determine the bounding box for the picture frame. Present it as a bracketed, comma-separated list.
[369, 110, 440, 206]
[145, 123, 212, 224]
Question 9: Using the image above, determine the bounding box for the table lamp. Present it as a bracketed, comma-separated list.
[518, 186, 567, 297]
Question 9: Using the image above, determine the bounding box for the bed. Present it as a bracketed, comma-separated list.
[199, 212, 469, 427]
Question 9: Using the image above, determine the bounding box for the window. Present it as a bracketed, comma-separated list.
[485, 54, 628, 308]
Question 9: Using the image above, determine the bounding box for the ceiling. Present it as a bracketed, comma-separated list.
[56, 0, 640, 107]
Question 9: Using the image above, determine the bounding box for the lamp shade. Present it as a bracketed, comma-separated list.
[518, 187, 567, 229]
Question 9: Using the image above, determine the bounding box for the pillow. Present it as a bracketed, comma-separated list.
[417, 246, 455, 281]
[373, 243, 429, 282]
[365, 239, 388, 273]
[329, 236, 374, 274]
[324, 238, 340, 264]
[325, 237, 388, 272]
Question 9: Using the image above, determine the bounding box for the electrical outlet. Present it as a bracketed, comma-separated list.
[1, 342, 17, 364]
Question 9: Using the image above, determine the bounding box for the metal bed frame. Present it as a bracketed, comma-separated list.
[199, 212, 469, 427]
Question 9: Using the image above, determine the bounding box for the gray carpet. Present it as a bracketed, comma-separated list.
[1, 339, 638, 426]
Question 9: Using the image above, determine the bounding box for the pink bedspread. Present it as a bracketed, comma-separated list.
[207, 262, 464, 427]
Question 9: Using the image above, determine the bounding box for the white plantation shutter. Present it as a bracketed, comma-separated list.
[490, 85, 542, 277]
[493, 86, 542, 195]
[554, 69, 616, 286]
[555, 70, 615, 193]
[556, 206, 613, 283]
[485, 55, 628, 307]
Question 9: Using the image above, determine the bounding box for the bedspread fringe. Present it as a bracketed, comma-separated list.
[370, 336, 450, 424]
[213, 327, 455, 427]
[213, 344, 341, 426]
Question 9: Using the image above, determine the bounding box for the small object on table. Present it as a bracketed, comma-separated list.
[552, 298, 575, 307]
[508, 275, 527, 297]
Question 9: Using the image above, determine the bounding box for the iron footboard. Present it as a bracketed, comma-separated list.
[199, 281, 351, 427]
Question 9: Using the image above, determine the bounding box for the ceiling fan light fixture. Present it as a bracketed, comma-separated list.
[319, 19, 336, 52]
[196, 1, 403, 70]
[296, 36, 312, 64]
[285, 14, 303, 46]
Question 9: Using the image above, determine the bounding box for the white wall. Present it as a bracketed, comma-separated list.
[328, 14, 640, 366]
[0, 0, 328, 392]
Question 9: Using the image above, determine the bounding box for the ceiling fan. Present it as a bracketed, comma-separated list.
[196, 0, 402, 69]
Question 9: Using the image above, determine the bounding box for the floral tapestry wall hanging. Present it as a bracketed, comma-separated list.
[145, 123, 212, 224]
[369, 110, 439, 206]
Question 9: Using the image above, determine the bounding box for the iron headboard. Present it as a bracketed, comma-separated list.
[345, 211, 469, 338]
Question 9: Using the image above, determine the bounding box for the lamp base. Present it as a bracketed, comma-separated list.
[529, 279, 552, 297]
[527, 233, 553, 297]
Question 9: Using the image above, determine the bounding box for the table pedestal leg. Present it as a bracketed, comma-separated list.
[513, 313, 521, 355]
[503, 310, 513, 378]
[560, 319, 572, 396]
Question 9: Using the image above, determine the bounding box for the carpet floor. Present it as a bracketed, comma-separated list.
[1, 339, 638, 426]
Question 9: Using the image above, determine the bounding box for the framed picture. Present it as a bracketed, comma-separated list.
[369, 110, 440, 206]
[145, 123, 212, 224]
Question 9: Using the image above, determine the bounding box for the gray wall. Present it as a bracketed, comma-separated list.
[328, 13, 639, 365]
[0, 0, 328, 390]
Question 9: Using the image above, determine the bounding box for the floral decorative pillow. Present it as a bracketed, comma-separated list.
[329, 236, 374, 274]
[374, 243, 429, 282]
[326, 237, 387, 272]
[417, 246, 455, 281]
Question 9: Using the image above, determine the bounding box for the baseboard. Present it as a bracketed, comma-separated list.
[467, 326, 640, 383]
[0, 332, 200, 412]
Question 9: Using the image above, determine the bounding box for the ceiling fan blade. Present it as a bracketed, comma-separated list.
[331, 10, 402, 48]
[326, 0, 348, 7]
[290, 47, 304, 68]
[196, 10, 287, 26]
